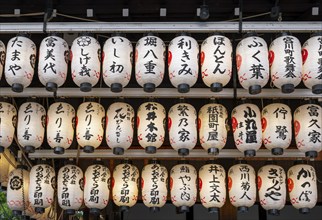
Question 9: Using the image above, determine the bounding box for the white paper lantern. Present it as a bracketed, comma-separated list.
[231, 103, 262, 157]
[262, 103, 292, 155]
[287, 164, 317, 214]
[294, 104, 322, 158]
[0, 149, 11, 189]
[168, 35, 199, 93]
[137, 102, 166, 154]
[141, 162, 168, 211]
[258, 164, 286, 215]
[198, 103, 228, 155]
[112, 163, 139, 212]
[0, 102, 17, 153]
[38, 35, 69, 92]
[17, 102, 46, 153]
[201, 35, 232, 92]
[84, 164, 110, 215]
[106, 102, 134, 155]
[199, 163, 226, 213]
[135, 35, 165, 92]
[170, 164, 197, 213]
[57, 165, 84, 215]
[0, 40, 5, 80]
[228, 164, 256, 212]
[168, 103, 197, 156]
[76, 102, 105, 153]
[29, 164, 55, 214]
[71, 35, 101, 92]
[102, 36, 133, 92]
[269, 34, 302, 93]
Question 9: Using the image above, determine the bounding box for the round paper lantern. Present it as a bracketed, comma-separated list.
[17, 102, 46, 153]
[102, 36, 133, 92]
[0, 40, 5, 80]
[38, 35, 69, 92]
[112, 163, 139, 212]
[76, 102, 105, 153]
[262, 103, 292, 155]
[141, 162, 168, 212]
[168, 103, 197, 156]
[106, 102, 134, 155]
[137, 102, 166, 154]
[228, 163, 256, 213]
[201, 35, 232, 92]
[84, 164, 111, 215]
[0, 149, 11, 189]
[47, 102, 75, 155]
[287, 164, 317, 214]
[170, 163, 197, 213]
[269, 34, 302, 93]
[168, 35, 199, 93]
[198, 103, 228, 155]
[231, 103, 262, 157]
[71, 35, 101, 92]
[258, 164, 286, 215]
[302, 34, 322, 94]
[57, 165, 84, 215]
[0, 102, 17, 153]
[135, 35, 165, 92]
[199, 163, 226, 213]
[294, 104, 322, 158]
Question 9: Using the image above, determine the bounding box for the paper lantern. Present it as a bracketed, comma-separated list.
[287, 164, 317, 214]
[269, 34, 302, 93]
[71, 35, 101, 92]
[0, 102, 17, 153]
[76, 102, 105, 153]
[258, 164, 286, 215]
[170, 163, 197, 213]
[137, 102, 166, 154]
[0, 40, 5, 80]
[135, 35, 165, 92]
[168, 103, 197, 156]
[17, 102, 46, 153]
[294, 104, 322, 158]
[199, 163, 226, 213]
[228, 164, 256, 213]
[201, 35, 232, 92]
[168, 35, 199, 93]
[57, 165, 84, 215]
[84, 164, 110, 215]
[112, 163, 139, 212]
[106, 102, 134, 155]
[38, 35, 69, 92]
[302, 34, 322, 94]
[47, 102, 75, 154]
[231, 103, 262, 157]
[102, 36, 133, 92]
[198, 103, 228, 155]
[29, 164, 55, 214]
[262, 103, 292, 155]
[236, 34, 269, 94]
[0, 149, 11, 189]
[141, 162, 168, 212]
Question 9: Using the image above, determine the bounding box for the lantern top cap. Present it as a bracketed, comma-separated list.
[17, 164, 28, 170]
[243, 32, 258, 38]
[311, 31, 322, 37]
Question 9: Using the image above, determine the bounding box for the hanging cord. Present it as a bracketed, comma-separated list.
[20, 168, 26, 218]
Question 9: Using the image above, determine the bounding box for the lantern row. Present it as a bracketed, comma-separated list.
[0, 33, 321, 94]
[0, 101, 321, 158]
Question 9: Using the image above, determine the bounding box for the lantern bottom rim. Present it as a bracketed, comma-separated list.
[208, 147, 219, 155]
[12, 210, 22, 216]
[90, 208, 101, 215]
[281, 84, 294, 94]
[113, 147, 125, 155]
[271, 147, 284, 155]
[237, 206, 249, 213]
[0, 146, 4, 153]
[149, 207, 160, 212]
[305, 151, 318, 158]
[299, 208, 310, 214]
[12, 83, 24, 93]
[249, 85, 262, 95]
[54, 147, 65, 155]
[24, 145, 35, 154]
[208, 207, 219, 213]
[145, 146, 157, 154]
[244, 149, 256, 157]
[312, 84, 322, 94]
[268, 209, 280, 216]
[178, 83, 190, 93]
[46, 82, 58, 92]
[210, 83, 223, 92]
[178, 205, 190, 213]
[35, 207, 45, 214]
[119, 206, 130, 212]
[65, 209, 76, 215]
[111, 83, 123, 93]
[144, 83, 156, 93]
[83, 145, 95, 153]
[178, 148, 190, 156]
[80, 82, 92, 92]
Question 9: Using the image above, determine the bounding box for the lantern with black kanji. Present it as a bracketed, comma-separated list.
[0, 40, 5, 80]
[57, 164, 84, 215]
[287, 164, 317, 214]
[294, 104, 322, 158]
[76, 102, 105, 153]
[4, 36, 36, 93]
[103, 36, 133, 92]
[199, 163, 226, 213]
[137, 102, 166, 154]
[106, 102, 134, 155]
[269, 33, 302, 93]
[0, 102, 17, 153]
[262, 103, 292, 155]
[71, 35, 101, 92]
[0, 149, 10, 189]
[168, 35, 199, 93]
[17, 102, 46, 153]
